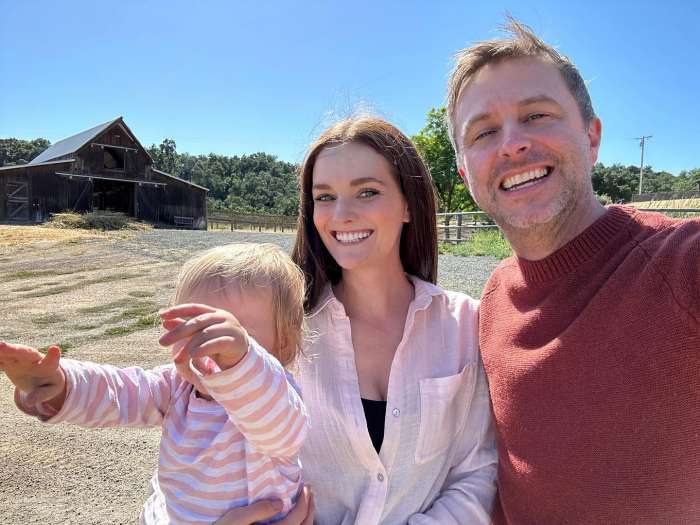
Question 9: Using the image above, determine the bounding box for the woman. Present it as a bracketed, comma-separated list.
[290, 116, 496, 524]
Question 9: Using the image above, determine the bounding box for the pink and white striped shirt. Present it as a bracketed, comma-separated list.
[16, 338, 308, 525]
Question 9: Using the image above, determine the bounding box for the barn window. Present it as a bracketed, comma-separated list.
[103, 147, 125, 170]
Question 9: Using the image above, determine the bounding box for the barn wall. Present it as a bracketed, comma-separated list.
[77, 124, 150, 178]
[0, 162, 75, 222]
[151, 172, 207, 229]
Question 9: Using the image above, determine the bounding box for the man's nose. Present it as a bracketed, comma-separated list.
[498, 124, 531, 158]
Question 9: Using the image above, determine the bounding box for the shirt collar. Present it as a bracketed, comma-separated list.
[308, 275, 445, 318]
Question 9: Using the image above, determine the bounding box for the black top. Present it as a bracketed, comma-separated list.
[361, 398, 387, 453]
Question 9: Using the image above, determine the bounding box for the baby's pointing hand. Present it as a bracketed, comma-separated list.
[159, 304, 249, 371]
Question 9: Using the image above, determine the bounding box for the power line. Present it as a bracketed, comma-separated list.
[635, 135, 652, 194]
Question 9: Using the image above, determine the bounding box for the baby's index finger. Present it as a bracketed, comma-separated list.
[0, 342, 43, 366]
[159, 303, 219, 320]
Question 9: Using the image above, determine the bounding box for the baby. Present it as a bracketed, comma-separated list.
[0, 243, 308, 524]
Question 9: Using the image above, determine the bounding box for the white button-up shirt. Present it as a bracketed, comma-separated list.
[296, 277, 497, 524]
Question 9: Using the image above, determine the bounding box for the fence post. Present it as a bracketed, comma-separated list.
[457, 213, 462, 241]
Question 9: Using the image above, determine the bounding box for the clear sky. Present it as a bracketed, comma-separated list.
[1, 0, 697, 175]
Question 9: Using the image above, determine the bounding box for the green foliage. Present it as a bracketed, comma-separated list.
[147, 139, 299, 215]
[412, 108, 476, 212]
[591, 163, 700, 202]
[0, 137, 51, 166]
[596, 193, 613, 206]
[439, 229, 512, 259]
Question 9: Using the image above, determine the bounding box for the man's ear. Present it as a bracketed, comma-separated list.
[587, 117, 602, 165]
[458, 166, 470, 189]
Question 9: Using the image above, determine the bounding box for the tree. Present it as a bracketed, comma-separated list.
[412, 107, 476, 212]
[0, 138, 51, 166]
[147, 138, 183, 177]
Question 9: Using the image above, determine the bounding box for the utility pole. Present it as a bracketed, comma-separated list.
[636, 135, 652, 195]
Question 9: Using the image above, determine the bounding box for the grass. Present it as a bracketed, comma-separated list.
[439, 229, 512, 259]
[20, 272, 147, 298]
[128, 290, 155, 298]
[78, 298, 136, 314]
[103, 312, 160, 337]
[31, 313, 67, 327]
[3, 267, 88, 281]
[47, 211, 151, 231]
[39, 340, 74, 354]
[105, 302, 159, 323]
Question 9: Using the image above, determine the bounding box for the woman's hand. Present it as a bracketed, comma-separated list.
[214, 487, 314, 525]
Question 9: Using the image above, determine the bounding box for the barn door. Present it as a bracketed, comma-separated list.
[6, 181, 29, 222]
[71, 179, 93, 212]
[136, 185, 161, 223]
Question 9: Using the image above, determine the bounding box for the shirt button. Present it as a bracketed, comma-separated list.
[377, 473, 384, 482]
[392, 408, 400, 417]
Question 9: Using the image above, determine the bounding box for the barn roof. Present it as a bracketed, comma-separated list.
[152, 168, 209, 191]
[29, 118, 121, 164]
[0, 159, 75, 172]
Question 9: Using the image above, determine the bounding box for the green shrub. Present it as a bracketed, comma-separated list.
[439, 229, 512, 259]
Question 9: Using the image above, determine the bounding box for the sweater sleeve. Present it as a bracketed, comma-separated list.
[198, 337, 308, 459]
[15, 359, 174, 428]
[407, 358, 498, 525]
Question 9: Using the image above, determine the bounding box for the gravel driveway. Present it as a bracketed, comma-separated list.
[0, 228, 500, 524]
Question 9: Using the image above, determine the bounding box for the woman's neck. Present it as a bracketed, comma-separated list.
[334, 264, 414, 321]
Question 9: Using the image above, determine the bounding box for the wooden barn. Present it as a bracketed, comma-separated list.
[0, 117, 208, 229]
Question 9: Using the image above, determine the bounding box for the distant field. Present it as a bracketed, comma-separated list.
[631, 198, 700, 209]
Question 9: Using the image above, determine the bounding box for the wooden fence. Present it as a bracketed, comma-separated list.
[437, 211, 498, 243]
[208, 209, 500, 241]
[208, 207, 700, 242]
[208, 211, 298, 232]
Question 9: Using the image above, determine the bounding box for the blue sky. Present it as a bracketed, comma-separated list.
[1, 0, 697, 175]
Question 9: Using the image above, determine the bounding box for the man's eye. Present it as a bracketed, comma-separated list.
[313, 194, 334, 202]
[526, 113, 547, 121]
[359, 189, 379, 198]
[474, 129, 496, 142]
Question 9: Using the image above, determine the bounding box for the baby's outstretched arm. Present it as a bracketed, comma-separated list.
[0, 342, 66, 411]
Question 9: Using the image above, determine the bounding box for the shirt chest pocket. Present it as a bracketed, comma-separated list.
[415, 363, 477, 464]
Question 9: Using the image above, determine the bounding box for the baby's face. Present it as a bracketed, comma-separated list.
[185, 280, 279, 356]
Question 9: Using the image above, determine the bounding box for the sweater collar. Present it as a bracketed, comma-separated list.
[515, 205, 638, 282]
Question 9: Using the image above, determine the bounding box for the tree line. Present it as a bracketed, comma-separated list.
[3, 110, 699, 214]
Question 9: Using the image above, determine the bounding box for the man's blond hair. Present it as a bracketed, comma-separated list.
[174, 243, 305, 367]
[446, 17, 595, 158]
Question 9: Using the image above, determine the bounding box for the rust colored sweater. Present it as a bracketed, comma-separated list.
[479, 206, 700, 524]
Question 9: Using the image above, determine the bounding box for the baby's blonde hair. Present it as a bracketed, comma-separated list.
[173, 243, 305, 367]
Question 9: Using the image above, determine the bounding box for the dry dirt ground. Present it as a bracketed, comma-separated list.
[0, 226, 499, 524]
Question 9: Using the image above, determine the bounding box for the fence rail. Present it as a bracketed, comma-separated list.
[208, 211, 297, 232]
[206, 207, 698, 241]
[436, 211, 498, 243]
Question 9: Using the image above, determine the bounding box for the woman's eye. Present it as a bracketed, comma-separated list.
[358, 189, 379, 198]
[313, 194, 334, 202]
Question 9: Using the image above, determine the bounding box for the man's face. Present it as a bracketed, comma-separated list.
[454, 57, 601, 232]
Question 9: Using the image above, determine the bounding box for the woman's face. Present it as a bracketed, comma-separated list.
[311, 141, 409, 274]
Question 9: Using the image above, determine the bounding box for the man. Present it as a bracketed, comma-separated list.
[446, 19, 700, 524]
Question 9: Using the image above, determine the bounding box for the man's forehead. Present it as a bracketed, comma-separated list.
[456, 57, 567, 118]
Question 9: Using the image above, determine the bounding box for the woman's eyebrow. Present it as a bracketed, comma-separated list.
[312, 177, 386, 191]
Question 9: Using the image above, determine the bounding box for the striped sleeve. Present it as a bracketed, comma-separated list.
[198, 338, 308, 458]
[16, 359, 174, 428]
